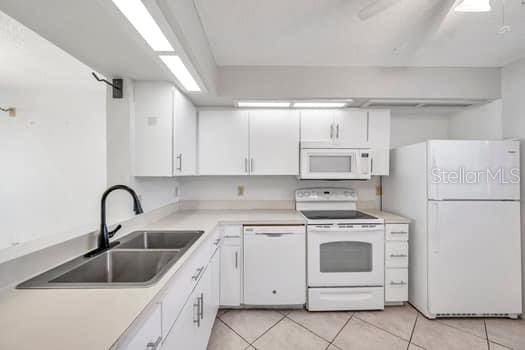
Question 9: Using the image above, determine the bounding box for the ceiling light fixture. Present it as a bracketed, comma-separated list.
[455, 0, 491, 12]
[160, 56, 201, 92]
[237, 101, 291, 108]
[112, 0, 174, 51]
[293, 102, 350, 108]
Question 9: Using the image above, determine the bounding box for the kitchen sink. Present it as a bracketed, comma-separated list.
[116, 230, 203, 250]
[17, 230, 204, 289]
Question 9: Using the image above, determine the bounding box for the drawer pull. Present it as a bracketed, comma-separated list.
[390, 231, 407, 235]
[199, 292, 204, 320]
[193, 297, 201, 327]
[390, 280, 407, 286]
[192, 266, 204, 281]
[224, 235, 240, 238]
[389, 254, 408, 258]
[214, 238, 221, 245]
[146, 336, 162, 350]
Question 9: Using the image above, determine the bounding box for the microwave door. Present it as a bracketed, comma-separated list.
[301, 149, 355, 179]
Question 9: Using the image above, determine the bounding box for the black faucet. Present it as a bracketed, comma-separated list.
[85, 185, 144, 257]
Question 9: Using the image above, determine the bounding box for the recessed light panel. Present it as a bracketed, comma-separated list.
[112, 0, 174, 51]
[455, 0, 491, 12]
[160, 55, 201, 92]
[293, 102, 349, 108]
[237, 101, 291, 108]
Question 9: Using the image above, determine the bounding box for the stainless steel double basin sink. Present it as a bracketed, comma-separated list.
[17, 230, 204, 289]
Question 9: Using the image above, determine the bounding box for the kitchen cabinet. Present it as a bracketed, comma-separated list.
[249, 110, 300, 175]
[198, 109, 300, 175]
[119, 303, 162, 350]
[385, 223, 409, 305]
[367, 109, 391, 176]
[173, 88, 197, 175]
[220, 243, 242, 306]
[134, 82, 197, 176]
[198, 110, 250, 175]
[134, 82, 174, 176]
[333, 109, 367, 146]
[300, 110, 334, 142]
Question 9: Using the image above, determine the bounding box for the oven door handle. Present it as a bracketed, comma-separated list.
[310, 226, 383, 232]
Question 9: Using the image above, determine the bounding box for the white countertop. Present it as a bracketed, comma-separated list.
[361, 209, 411, 224]
[0, 209, 304, 350]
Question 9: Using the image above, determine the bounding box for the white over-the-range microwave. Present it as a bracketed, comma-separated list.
[300, 143, 372, 180]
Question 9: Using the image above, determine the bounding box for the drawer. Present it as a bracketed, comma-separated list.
[386, 224, 409, 241]
[119, 303, 162, 350]
[385, 269, 408, 302]
[222, 225, 242, 239]
[308, 287, 384, 311]
[385, 242, 408, 268]
[161, 233, 213, 337]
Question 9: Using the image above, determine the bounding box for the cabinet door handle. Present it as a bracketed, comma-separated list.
[366, 111, 370, 142]
[193, 297, 201, 327]
[199, 292, 204, 320]
[146, 336, 162, 350]
[235, 251, 238, 269]
[336, 124, 340, 139]
[214, 238, 221, 245]
[244, 158, 248, 173]
[192, 266, 204, 281]
[250, 158, 254, 173]
[390, 231, 407, 235]
[390, 281, 407, 286]
[389, 254, 408, 258]
[176, 153, 182, 172]
[330, 124, 334, 139]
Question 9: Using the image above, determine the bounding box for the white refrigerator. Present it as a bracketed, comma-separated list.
[383, 140, 522, 318]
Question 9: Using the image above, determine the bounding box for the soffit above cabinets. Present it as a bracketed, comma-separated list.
[361, 98, 488, 112]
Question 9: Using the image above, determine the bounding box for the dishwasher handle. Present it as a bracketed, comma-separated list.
[255, 232, 295, 237]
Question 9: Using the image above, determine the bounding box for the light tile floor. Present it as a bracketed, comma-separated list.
[208, 305, 525, 350]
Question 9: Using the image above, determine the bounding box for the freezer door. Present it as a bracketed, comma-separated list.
[428, 140, 520, 200]
[427, 201, 522, 315]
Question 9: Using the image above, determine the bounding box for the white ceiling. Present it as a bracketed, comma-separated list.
[195, 0, 525, 67]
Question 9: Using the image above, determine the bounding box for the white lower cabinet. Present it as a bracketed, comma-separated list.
[118, 304, 162, 350]
[220, 242, 241, 306]
[384, 223, 409, 304]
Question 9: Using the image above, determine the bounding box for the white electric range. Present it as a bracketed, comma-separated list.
[296, 188, 385, 311]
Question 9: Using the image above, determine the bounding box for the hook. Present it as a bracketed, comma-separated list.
[1, 107, 16, 117]
[92, 72, 124, 98]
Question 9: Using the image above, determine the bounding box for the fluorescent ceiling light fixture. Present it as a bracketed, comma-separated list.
[455, 0, 491, 12]
[293, 102, 349, 108]
[160, 55, 201, 92]
[237, 101, 291, 108]
[112, 0, 174, 51]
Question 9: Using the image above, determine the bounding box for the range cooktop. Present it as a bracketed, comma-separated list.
[301, 210, 377, 221]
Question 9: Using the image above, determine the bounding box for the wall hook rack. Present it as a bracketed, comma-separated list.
[92, 72, 123, 99]
[1, 106, 16, 117]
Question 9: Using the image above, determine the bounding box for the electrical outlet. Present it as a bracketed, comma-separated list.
[237, 185, 245, 196]
[375, 185, 382, 196]
[174, 186, 179, 197]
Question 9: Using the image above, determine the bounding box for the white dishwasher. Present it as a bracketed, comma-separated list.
[243, 225, 306, 305]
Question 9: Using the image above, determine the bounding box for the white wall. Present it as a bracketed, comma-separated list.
[502, 58, 525, 312]
[106, 79, 180, 223]
[448, 100, 503, 140]
[390, 114, 450, 148]
[0, 11, 106, 251]
[180, 176, 380, 208]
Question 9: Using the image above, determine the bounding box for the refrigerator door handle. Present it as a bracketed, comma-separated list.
[430, 203, 440, 254]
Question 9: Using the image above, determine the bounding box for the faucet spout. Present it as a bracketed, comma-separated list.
[85, 185, 143, 257]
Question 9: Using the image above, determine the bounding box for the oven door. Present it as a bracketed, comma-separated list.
[308, 224, 384, 287]
[300, 148, 371, 180]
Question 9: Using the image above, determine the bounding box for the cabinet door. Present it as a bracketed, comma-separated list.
[249, 110, 300, 175]
[300, 110, 335, 143]
[220, 245, 241, 306]
[367, 109, 391, 148]
[198, 110, 249, 175]
[334, 109, 367, 147]
[210, 249, 221, 316]
[134, 82, 173, 176]
[371, 148, 390, 176]
[121, 304, 162, 350]
[163, 289, 200, 350]
[173, 88, 197, 175]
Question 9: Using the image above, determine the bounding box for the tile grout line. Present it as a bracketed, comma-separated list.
[247, 313, 287, 347]
[483, 320, 490, 350]
[434, 318, 490, 341]
[407, 313, 420, 350]
[327, 312, 354, 349]
[353, 313, 414, 343]
[283, 312, 350, 345]
[215, 317, 253, 347]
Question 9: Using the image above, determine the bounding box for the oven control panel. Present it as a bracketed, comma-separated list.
[295, 188, 357, 202]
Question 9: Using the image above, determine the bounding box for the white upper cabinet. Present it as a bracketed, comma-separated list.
[134, 82, 197, 177]
[300, 110, 334, 143]
[198, 110, 250, 175]
[367, 109, 391, 148]
[173, 88, 197, 176]
[134, 82, 174, 177]
[334, 109, 367, 146]
[249, 110, 300, 175]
